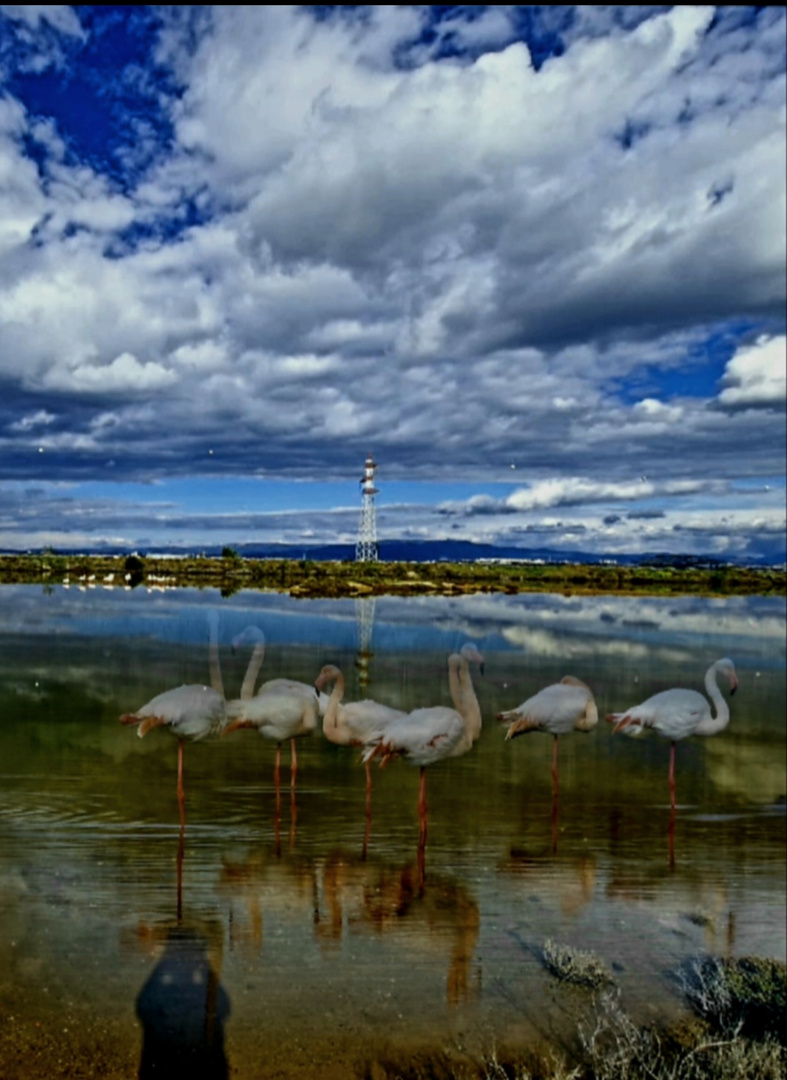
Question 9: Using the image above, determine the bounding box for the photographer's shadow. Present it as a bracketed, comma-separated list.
[136, 926, 230, 1079]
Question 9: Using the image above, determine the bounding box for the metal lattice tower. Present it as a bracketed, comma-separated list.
[355, 453, 379, 562]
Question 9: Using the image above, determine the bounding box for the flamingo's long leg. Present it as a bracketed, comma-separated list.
[177, 740, 186, 830]
[290, 738, 298, 790]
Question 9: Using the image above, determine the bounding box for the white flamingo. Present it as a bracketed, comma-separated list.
[363, 644, 484, 829]
[315, 663, 405, 806]
[497, 675, 598, 798]
[606, 657, 739, 810]
[120, 611, 226, 822]
[222, 636, 319, 790]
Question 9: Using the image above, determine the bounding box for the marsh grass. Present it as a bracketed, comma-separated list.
[0, 553, 783, 598]
[364, 954, 786, 1080]
[680, 955, 787, 1044]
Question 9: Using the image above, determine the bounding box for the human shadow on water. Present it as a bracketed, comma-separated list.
[136, 925, 231, 1080]
[133, 818, 232, 1079]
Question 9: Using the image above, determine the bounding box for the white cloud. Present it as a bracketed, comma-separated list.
[10, 409, 55, 432]
[42, 353, 179, 394]
[506, 478, 656, 512]
[718, 335, 787, 407]
[634, 398, 684, 423]
[0, 6, 84, 38]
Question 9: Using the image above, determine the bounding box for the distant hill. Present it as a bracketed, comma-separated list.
[9, 537, 782, 568]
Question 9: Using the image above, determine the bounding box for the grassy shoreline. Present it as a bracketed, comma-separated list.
[0, 552, 784, 597]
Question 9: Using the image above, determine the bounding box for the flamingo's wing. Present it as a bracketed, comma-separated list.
[125, 684, 225, 740]
[366, 707, 464, 767]
[259, 678, 315, 698]
[501, 683, 592, 738]
[227, 683, 317, 739]
[343, 700, 406, 741]
[608, 688, 708, 740]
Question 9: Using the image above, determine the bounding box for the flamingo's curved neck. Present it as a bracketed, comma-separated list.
[209, 615, 224, 698]
[322, 672, 345, 733]
[240, 643, 266, 701]
[696, 663, 730, 735]
[449, 656, 482, 744]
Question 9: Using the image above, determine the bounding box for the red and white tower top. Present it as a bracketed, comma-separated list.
[360, 453, 378, 496]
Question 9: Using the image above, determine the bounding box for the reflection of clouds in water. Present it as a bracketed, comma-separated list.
[501, 625, 650, 661]
[499, 624, 722, 666]
[1, 586, 784, 656]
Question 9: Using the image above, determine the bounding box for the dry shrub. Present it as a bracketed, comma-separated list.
[680, 955, 787, 1044]
[542, 939, 613, 990]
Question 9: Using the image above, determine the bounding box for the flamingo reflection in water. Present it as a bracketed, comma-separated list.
[217, 848, 318, 952]
[314, 849, 481, 1007]
[315, 663, 405, 849]
[500, 846, 597, 918]
[120, 612, 226, 827]
[607, 657, 739, 813]
[363, 643, 484, 882]
[498, 675, 598, 800]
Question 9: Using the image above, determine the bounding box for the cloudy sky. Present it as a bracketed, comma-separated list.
[0, 6, 785, 561]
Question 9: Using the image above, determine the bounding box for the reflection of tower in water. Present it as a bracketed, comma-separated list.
[355, 595, 376, 695]
[355, 453, 379, 693]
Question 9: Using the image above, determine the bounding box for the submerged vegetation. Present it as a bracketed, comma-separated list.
[0, 552, 783, 598]
[542, 940, 613, 990]
[366, 952, 786, 1080]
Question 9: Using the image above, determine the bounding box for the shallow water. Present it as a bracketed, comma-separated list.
[1, 585, 785, 1078]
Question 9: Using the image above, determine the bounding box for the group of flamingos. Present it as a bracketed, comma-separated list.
[120, 613, 739, 836]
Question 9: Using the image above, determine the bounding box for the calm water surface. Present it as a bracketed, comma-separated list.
[1, 585, 785, 1078]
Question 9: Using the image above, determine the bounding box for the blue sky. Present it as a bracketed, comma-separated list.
[0, 6, 785, 561]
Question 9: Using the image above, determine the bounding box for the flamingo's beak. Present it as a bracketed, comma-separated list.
[729, 672, 739, 695]
[222, 717, 252, 737]
[612, 715, 636, 735]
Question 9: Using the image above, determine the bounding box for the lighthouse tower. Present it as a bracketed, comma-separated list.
[355, 453, 379, 562]
[354, 453, 378, 692]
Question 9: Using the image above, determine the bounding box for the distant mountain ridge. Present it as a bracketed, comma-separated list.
[7, 537, 782, 568]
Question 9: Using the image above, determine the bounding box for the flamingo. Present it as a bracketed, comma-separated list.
[606, 657, 739, 810]
[497, 676, 598, 798]
[363, 644, 484, 848]
[315, 663, 405, 823]
[222, 678, 319, 791]
[120, 611, 226, 825]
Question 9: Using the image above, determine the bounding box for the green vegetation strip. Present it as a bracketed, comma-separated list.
[0, 553, 784, 598]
